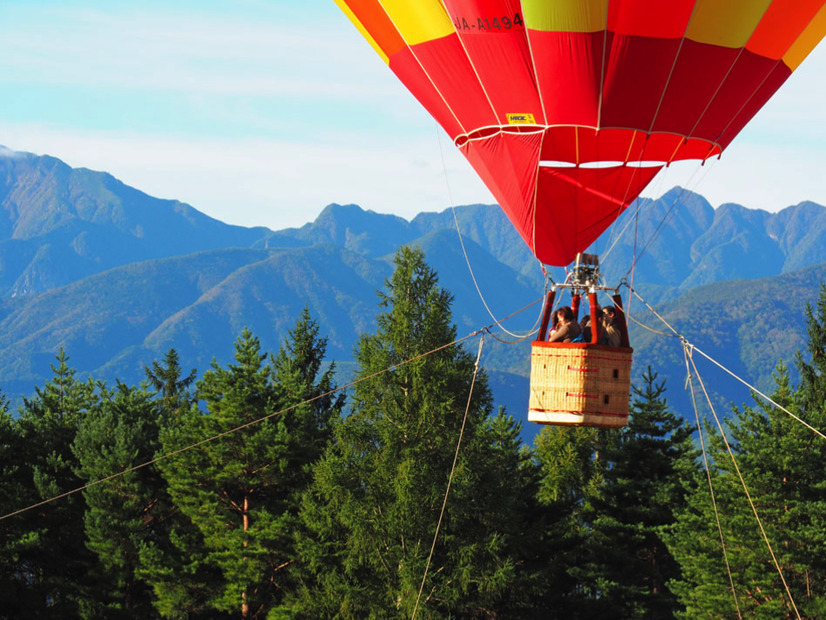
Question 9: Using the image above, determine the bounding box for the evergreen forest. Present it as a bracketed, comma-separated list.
[2, 246, 826, 619]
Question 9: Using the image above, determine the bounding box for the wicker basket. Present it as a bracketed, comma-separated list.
[528, 341, 633, 427]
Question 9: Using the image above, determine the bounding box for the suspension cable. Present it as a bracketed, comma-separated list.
[1, 292, 546, 524]
[436, 125, 545, 340]
[690, 344, 826, 441]
[627, 283, 826, 439]
[627, 279, 826, 614]
[685, 346, 801, 619]
[682, 341, 742, 618]
[608, 160, 717, 288]
[412, 334, 485, 618]
[600, 197, 643, 264]
[612, 280, 814, 614]
[627, 285, 681, 337]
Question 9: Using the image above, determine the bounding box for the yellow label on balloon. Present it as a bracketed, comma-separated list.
[507, 113, 536, 125]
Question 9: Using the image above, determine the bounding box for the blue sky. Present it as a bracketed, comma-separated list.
[2, 1, 826, 231]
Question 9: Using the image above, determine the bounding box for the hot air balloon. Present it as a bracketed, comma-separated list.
[336, 0, 826, 426]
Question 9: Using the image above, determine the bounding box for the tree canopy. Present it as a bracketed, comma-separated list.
[2, 251, 826, 618]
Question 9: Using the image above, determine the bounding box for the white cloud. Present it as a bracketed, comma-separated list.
[0, 123, 491, 230]
[0, 5, 397, 101]
[2, 0, 825, 233]
[647, 144, 826, 211]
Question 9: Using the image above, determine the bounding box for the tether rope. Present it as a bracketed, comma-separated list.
[629, 284, 826, 439]
[412, 334, 485, 619]
[627, 312, 680, 338]
[628, 286, 680, 337]
[690, 344, 826, 441]
[607, 280, 812, 614]
[685, 344, 801, 619]
[682, 342, 743, 618]
[436, 126, 544, 342]
[0, 297, 543, 524]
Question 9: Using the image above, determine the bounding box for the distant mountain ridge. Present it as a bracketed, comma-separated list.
[5, 147, 826, 300]
[0, 148, 269, 295]
[594, 189, 826, 299]
[1, 147, 825, 427]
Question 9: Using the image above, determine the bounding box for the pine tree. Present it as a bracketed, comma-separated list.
[581, 368, 695, 619]
[7, 349, 100, 615]
[157, 318, 341, 618]
[145, 347, 197, 424]
[669, 286, 826, 619]
[668, 365, 820, 617]
[135, 351, 217, 619]
[0, 388, 31, 617]
[270, 306, 344, 476]
[71, 381, 169, 618]
[531, 424, 611, 617]
[291, 246, 530, 618]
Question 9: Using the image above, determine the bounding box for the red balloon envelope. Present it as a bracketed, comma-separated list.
[336, 0, 826, 266]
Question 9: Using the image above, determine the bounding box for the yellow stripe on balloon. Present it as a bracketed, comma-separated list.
[784, 3, 826, 71]
[380, 0, 454, 46]
[335, 0, 391, 64]
[521, 0, 607, 33]
[686, 0, 772, 48]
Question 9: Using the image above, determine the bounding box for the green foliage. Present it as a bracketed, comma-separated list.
[6, 243, 826, 619]
[531, 424, 610, 617]
[145, 348, 197, 423]
[531, 369, 696, 619]
[72, 381, 162, 618]
[291, 247, 532, 618]
[2, 350, 100, 615]
[0, 389, 29, 617]
[669, 285, 826, 618]
[156, 314, 341, 618]
[582, 368, 695, 619]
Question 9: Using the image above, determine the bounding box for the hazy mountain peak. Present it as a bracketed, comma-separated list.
[283, 202, 413, 257]
[316, 202, 409, 226]
[0, 145, 35, 160]
[0, 149, 271, 295]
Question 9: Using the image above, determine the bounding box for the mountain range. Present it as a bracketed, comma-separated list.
[2, 146, 826, 431]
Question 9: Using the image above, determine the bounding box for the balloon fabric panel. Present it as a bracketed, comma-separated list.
[403, 34, 497, 132]
[607, 0, 694, 38]
[599, 33, 685, 132]
[686, 0, 773, 48]
[711, 59, 792, 150]
[334, 0, 405, 63]
[784, 4, 826, 70]
[387, 45, 465, 138]
[521, 0, 607, 33]
[444, 0, 544, 125]
[533, 165, 662, 266]
[749, 0, 825, 60]
[460, 130, 543, 251]
[528, 30, 603, 128]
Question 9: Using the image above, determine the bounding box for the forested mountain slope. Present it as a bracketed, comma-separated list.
[1, 147, 825, 423]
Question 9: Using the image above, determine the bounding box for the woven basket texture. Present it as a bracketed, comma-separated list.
[528, 342, 633, 427]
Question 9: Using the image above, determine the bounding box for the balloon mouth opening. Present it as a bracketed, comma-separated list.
[539, 160, 669, 169]
[455, 126, 721, 165]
